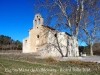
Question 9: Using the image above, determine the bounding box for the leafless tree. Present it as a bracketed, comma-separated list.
[78, 0, 100, 56]
[33, 0, 100, 56]
[37, 26, 66, 57]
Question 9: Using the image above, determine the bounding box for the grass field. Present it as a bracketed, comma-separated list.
[0, 53, 100, 75]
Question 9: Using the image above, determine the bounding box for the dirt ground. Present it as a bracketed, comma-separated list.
[0, 50, 22, 53]
[0, 51, 100, 63]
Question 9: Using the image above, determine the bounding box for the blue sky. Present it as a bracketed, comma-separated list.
[0, 0, 86, 46]
[0, 0, 35, 42]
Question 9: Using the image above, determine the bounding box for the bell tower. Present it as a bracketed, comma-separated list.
[33, 14, 44, 28]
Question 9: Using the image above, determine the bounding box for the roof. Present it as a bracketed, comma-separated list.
[42, 25, 55, 30]
[42, 25, 71, 36]
[65, 32, 71, 36]
[28, 28, 33, 32]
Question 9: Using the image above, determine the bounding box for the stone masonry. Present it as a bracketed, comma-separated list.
[23, 14, 79, 57]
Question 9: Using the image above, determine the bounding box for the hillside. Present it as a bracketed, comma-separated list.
[79, 43, 100, 55]
[0, 35, 22, 50]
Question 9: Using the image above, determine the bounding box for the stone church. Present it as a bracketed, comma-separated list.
[23, 14, 79, 57]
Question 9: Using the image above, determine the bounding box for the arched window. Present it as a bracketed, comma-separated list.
[37, 35, 39, 38]
[54, 34, 57, 37]
[38, 18, 40, 24]
[35, 20, 37, 25]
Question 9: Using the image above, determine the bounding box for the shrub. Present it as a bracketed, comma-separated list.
[45, 56, 58, 63]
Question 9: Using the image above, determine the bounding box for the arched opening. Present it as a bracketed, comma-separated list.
[35, 20, 37, 25]
[38, 18, 40, 24]
[37, 35, 39, 38]
[54, 34, 57, 37]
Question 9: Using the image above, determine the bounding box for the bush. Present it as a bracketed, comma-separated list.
[45, 56, 58, 63]
[94, 49, 100, 55]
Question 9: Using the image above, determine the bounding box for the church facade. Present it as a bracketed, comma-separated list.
[23, 14, 79, 57]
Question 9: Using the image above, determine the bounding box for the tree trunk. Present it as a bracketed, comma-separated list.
[66, 44, 69, 57]
[90, 44, 93, 56]
[56, 36, 64, 57]
[65, 36, 77, 57]
[72, 36, 76, 57]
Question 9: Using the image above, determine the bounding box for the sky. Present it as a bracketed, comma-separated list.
[0, 0, 86, 46]
[0, 0, 35, 42]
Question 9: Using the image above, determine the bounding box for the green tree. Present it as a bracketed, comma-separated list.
[0, 35, 22, 50]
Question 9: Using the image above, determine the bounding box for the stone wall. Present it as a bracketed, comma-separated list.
[23, 14, 79, 57]
[23, 14, 48, 53]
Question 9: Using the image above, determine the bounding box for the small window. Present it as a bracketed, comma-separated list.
[37, 16, 38, 18]
[54, 34, 57, 37]
[37, 35, 39, 38]
[35, 20, 37, 25]
[39, 18, 40, 24]
[37, 27, 38, 28]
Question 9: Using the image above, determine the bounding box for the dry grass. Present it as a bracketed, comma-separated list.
[45, 56, 59, 63]
[0, 53, 100, 75]
[0, 50, 22, 53]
